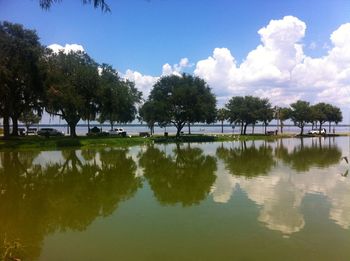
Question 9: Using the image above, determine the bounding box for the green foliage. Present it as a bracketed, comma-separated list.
[19, 110, 41, 132]
[225, 96, 273, 135]
[98, 64, 142, 129]
[44, 50, 99, 136]
[39, 0, 111, 12]
[146, 74, 217, 136]
[290, 100, 312, 135]
[0, 21, 44, 137]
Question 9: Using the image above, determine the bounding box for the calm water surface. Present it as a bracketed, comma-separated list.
[1, 137, 349, 260]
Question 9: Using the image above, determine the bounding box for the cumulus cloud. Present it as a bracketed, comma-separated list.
[48, 43, 85, 54]
[123, 57, 192, 99]
[194, 16, 350, 109]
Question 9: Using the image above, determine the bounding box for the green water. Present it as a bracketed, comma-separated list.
[1, 137, 349, 260]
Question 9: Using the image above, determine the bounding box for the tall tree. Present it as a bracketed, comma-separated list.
[44, 50, 99, 137]
[258, 98, 274, 134]
[146, 74, 217, 137]
[217, 108, 228, 134]
[39, 0, 110, 12]
[326, 105, 342, 133]
[290, 100, 312, 135]
[98, 64, 142, 130]
[0, 21, 44, 137]
[274, 107, 291, 134]
[311, 102, 329, 132]
[225, 96, 271, 135]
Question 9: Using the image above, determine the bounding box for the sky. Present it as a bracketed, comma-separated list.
[2, 0, 350, 123]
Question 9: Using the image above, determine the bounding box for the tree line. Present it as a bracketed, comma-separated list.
[0, 21, 343, 138]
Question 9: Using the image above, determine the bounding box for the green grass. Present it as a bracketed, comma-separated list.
[2, 132, 345, 151]
[0, 135, 151, 151]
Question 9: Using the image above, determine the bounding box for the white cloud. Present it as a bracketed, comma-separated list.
[123, 58, 192, 99]
[123, 69, 158, 99]
[194, 16, 350, 111]
[48, 43, 85, 54]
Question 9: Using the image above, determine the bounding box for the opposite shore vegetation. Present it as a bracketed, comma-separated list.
[0, 21, 343, 145]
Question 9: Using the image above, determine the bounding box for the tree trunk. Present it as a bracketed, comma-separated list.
[11, 115, 18, 136]
[188, 122, 191, 134]
[176, 122, 184, 137]
[319, 121, 323, 132]
[252, 124, 255, 134]
[87, 118, 90, 133]
[329, 122, 331, 133]
[280, 121, 283, 134]
[110, 121, 114, 130]
[243, 123, 248, 135]
[221, 120, 224, 133]
[300, 125, 304, 135]
[240, 122, 243, 135]
[264, 123, 267, 135]
[69, 122, 77, 137]
[3, 113, 10, 138]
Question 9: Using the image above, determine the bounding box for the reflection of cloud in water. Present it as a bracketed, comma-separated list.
[212, 157, 350, 234]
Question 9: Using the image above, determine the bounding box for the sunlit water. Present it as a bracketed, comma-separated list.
[1, 137, 349, 260]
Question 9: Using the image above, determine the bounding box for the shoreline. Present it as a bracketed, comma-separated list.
[0, 133, 348, 151]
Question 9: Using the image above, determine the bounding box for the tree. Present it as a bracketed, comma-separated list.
[139, 101, 159, 135]
[217, 108, 228, 133]
[0, 21, 44, 137]
[19, 110, 41, 134]
[258, 98, 274, 134]
[225, 96, 272, 135]
[39, 0, 110, 12]
[290, 100, 312, 135]
[146, 74, 217, 137]
[311, 102, 329, 132]
[44, 50, 99, 137]
[98, 64, 142, 130]
[275, 107, 291, 134]
[325, 105, 342, 133]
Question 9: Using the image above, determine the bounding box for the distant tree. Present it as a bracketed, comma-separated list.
[139, 101, 159, 135]
[39, 0, 110, 12]
[146, 74, 216, 137]
[290, 100, 312, 135]
[258, 98, 274, 134]
[44, 50, 99, 137]
[311, 102, 330, 132]
[0, 21, 44, 137]
[225, 96, 272, 135]
[217, 108, 227, 134]
[326, 105, 342, 133]
[274, 107, 291, 134]
[19, 110, 41, 134]
[98, 64, 142, 130]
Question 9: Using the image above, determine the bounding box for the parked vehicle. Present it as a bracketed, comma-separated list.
[109, 128, 126, 136]
[308, 128, 326, 135]
[37, 128, 64, 136]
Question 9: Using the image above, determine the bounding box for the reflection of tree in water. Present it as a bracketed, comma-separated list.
[139, 144, 217, 207]
[275, 138, 342, 172]
[0, 148, 140, 261]
[216, 141, 275, 177]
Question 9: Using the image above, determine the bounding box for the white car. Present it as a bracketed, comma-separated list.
[37, 128, 64, 136]
[308, 128, 326, 135]
[108, 128, 125, 135]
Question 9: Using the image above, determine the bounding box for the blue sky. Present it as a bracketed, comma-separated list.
[2, 0, 350, 122]
[1, 0, 349, 74]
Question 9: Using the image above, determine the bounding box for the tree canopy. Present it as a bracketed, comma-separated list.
[225, 96, 274, 135]
[44, 50, 99, 136]
[0, 21, 44, 137]
[39, 0, 110, 12]
[143, 74, 217, 136]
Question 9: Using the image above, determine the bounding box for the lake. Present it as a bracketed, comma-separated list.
[1, 137, 349, 260]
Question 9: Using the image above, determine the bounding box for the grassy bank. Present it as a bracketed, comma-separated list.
[0, 133, 346, 150]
